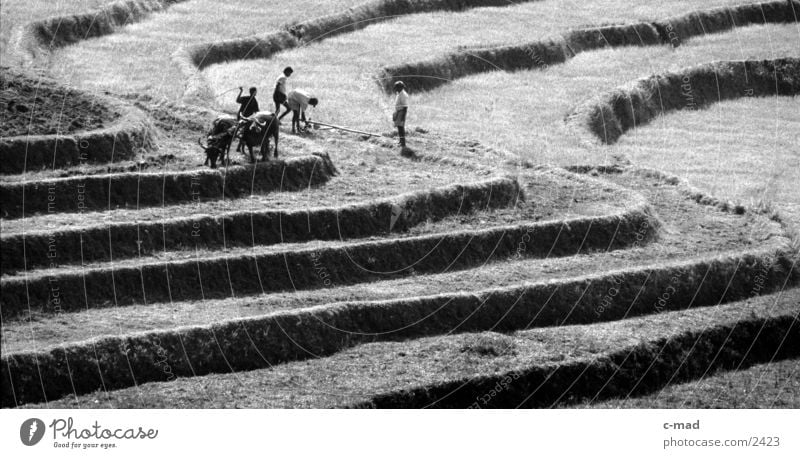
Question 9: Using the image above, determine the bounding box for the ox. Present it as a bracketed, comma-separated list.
[199, 112, 280, 168]
[239, 111, 280, 163]
[198, 114, 237, 169]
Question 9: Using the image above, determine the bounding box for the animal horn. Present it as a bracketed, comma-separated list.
[198, 137, 208, 149]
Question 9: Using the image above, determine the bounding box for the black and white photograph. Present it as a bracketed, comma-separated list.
[1, 0, 799, 455]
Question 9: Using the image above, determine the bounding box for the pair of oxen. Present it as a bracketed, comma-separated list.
[198, 112, 279, 168]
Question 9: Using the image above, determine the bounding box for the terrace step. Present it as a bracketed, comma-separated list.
[0, 154, 337, 218]
[15, 287, 800, 408]
[0, 191, 648, 318]
[0, 69, 155, 175]
[587, 357, 800, 408]
[0, 124, 328, 183]
[0, 174, 528, 274]
[2, 165, 788, 320]
[377, 1, 800, 93]
[568, 58, 800, 144]
[3, 167, 796, 406]
[4, 233, 790, 354]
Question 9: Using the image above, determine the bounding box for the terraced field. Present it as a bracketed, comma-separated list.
[1, 0, 799, 408]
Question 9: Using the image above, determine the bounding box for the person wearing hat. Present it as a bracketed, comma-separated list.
[393, 81, 409, 147]
[281, 88, 318, 134]
[274, 66, 294, 117]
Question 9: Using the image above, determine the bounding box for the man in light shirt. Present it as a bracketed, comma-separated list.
[281, 88, 318, 134]
[393, 81, 409, 147]
[273, 66, 293, 117]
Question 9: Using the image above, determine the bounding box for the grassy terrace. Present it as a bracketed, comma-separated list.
[202, 16, 799, 228]
[590, 358, 800, 408]
[2, 169, 783, 353]
[13, 1, 765, 97]
[0, 132, 501, 234]
[9, 0, 797, 220]
[207, 19, 800, 234]
[0, 170, 616, 247]
[2, 0, 798, 408]
[0, 0, 109, 63]
[203, 4, 794, 134]
[39, 0, 363, 97]
[615, 97, 800, 230]
[31, 288, 800, 408]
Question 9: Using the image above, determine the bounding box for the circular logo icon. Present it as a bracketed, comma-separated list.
[20, 418, 45, 446]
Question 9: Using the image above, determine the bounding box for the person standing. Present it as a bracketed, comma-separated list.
[274, 66, 293, 117]
[281, 88, 318, 134]
[393, 81, 409, 147]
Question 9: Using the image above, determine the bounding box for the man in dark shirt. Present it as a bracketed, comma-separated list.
[235, 87, 259, 152]
[236, 86, 259, 118]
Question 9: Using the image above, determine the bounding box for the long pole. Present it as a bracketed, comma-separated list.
[311, 121, 385, 138]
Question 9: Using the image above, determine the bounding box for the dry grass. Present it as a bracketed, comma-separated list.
[14, 2, 798, 222]
[203, 2, 785, 124]
[0, 0, 111, 64]
[0, 176, 515, 279]
[381, 24, 796, 160]
[40, 0, 363, 97]
[590, 358, 800, 408]
[0, 132, 496, 235]
[4, 233, 791, 405]
[3, 0, 800, 407]
[0, 154, 337, 217]
[21, 1, 764, 97]
[614, 97, 800, 232]
[21, 0, 189, 61]
[377, 1, 797, 93]
[25, 288, 800, 408]
[201, 19, 800, 242]
[2, 168, 785, 354]
[572, 59, 800, 144]
[0, 177, 531, 316]
[213, 18, 794, 238]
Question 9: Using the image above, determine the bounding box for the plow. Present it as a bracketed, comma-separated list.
[307, 119, 386, 138]
[199, 112, 389, 168]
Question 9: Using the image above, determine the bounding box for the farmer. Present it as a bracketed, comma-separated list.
[235, 87, 260, 152]
[280, 88, 318, 134]
[236, 86, 259, 118]
[393, 81, 409, 147]
[274, 66, 293, 118]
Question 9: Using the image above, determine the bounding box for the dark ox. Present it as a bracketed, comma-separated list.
[199, 112, 280, 168]
[239, 111, 280, 162]
[199, 114, 236, 169]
